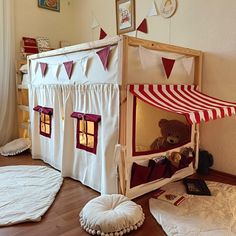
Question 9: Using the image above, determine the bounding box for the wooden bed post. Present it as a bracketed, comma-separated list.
[194, 52, 203, 88]
[193, 52, 203, 169]
[118, 35, 129, 195]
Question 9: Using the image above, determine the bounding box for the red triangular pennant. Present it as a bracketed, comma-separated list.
[63, 61, 74, 79]
[40, 62, 48, 77]
[137, 18, 148, 33]
[96, 46, 111, 70]
[162, 57, 176, 79]
[99, 28, 107, 40]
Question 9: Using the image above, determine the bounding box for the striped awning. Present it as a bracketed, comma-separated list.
[129, 84, 236, 124]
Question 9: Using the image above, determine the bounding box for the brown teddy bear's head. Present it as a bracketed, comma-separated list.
[159, 119, 191, 145]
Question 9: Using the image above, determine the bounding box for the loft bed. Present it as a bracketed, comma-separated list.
[28, 36, 236, 199]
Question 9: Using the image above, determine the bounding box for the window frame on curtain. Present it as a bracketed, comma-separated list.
[33, 105, 53, 138]
[71, 112, 101, 154]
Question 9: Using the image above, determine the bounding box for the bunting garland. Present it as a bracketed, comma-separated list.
[40, 62, 48, 77]
[99, 28, 107, 40]
[35, 44, 193, 81]
[139, 46, 160, 69]
[135, 1, 159, 37]
[137, 18, 148, 34]
[35, 45, 112, 78]
[147, 1, 159, 17]
[90, 12, 107, 40]
[96, 46, 111, 70]
[139, 46, 193, 79]
[35, 62, 39, 75]
[91, 15, 100, 29]
[63, 61, 74, 79]
[162, 57, 176, 79]
[182, 57, 193, 75]
[80, 57, 89, 76]
[53, 64, 60, 78]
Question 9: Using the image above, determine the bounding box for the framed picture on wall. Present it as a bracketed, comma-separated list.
[116, 0, 136, 35]
[38, 0, 60, 12]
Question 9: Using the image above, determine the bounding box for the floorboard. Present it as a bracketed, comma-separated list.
[0, 153, 235, 236]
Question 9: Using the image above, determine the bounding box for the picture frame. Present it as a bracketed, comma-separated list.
[183, 178, 211, 196]
[116, 0, 136, 35]
[38, 0, 60, 12]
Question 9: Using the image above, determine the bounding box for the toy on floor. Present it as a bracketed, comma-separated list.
[198, 150, 214, 174]
[150, 119, 191, 151]
[168, 152, 182, 168]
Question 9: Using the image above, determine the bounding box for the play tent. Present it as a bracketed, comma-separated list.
[28, 36, 236, 199]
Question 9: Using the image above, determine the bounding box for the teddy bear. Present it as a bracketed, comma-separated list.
[150, 119, 191, 151]
[167, 147, 195, 169]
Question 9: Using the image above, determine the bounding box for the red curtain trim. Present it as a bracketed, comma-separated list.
[33, 105, 42, 112]
[71, 112, 101, 122]
[33, 105, 53, 115]
[71, 112, 101, 155]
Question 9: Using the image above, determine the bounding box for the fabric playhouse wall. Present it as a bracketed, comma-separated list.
[29, 83, 120, 194]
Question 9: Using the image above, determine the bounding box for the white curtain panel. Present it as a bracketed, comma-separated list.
[29, 84, 70, 170]
[0, 0, 17, 145]
[29, 83, 120, 194]
[62, 84, 120, 194]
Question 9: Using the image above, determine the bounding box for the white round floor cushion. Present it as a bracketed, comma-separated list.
[0, 138, 31, 156]
[80, 194, 145, 236]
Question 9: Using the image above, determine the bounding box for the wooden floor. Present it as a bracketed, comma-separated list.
[0, 153, 235, 236]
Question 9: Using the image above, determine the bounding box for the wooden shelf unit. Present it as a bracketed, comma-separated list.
[15, 59, 30, 138]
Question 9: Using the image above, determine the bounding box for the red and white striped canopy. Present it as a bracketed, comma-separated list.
[129, 84, 236, 124]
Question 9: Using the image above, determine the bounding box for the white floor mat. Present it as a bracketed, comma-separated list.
[0, 165, 63, 226]
[149, 181, 236, 236]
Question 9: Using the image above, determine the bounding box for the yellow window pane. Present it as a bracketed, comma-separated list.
[40, 114, 45, 122]
[45, 124, 50, 134]
[87, 121, 94, 134]
[45, 114, 50, 124]
[79, 133, 86, 146]
[41, 123, 45, 132]
[87, 135, 94, 148]
[79, 120, 86, 132]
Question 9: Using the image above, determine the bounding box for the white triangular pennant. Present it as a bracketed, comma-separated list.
[139, 46, 161, 69]
[80, 57, 89, 76]
[182, 57, 193, 75]
[91, 15, 100, 29]
[53, 64, 61, 78]
[147, 1, 159, 17]
[35, 62, 39, 74]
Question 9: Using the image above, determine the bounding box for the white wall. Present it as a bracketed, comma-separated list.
[72, 0, 117, 42]
[72, 0, 236, 175]
[14, 0, 79, 56]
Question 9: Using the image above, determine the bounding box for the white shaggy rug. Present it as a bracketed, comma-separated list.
[149, 181, 236, 236]
[0, 165, 63, 226]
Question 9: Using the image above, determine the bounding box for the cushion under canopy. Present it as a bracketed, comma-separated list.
[80, 194, 145, 235]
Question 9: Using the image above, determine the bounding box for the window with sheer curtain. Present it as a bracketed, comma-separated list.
[0, 0, 17, 146]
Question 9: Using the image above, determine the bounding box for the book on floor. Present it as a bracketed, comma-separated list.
[152, 189, 186, 206]
[183, 178, 211, 196]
